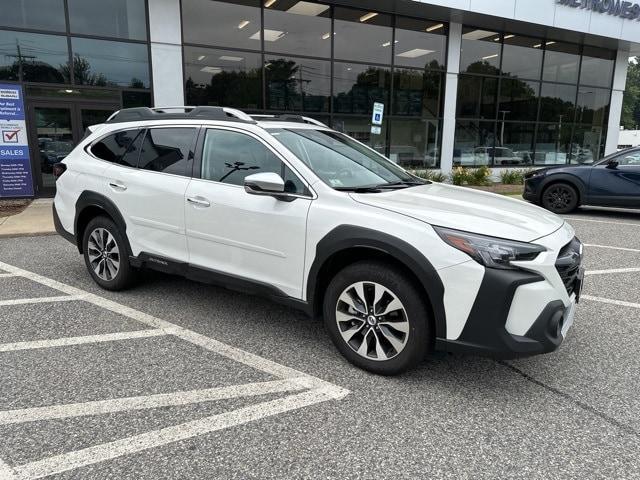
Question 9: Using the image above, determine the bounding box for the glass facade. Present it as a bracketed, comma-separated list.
[0, 0, 151, 105]
[182, 0, 447, 168]
[455, 27, 614, 166]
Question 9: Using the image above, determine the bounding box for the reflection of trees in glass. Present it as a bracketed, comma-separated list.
[185, 67, 261, 109]
[59, 55, 147, 88]
[0, 59, 65, 83]
[622, 58, 640, 129]
[61, 55, 107, 86]
[394, 63, 443, 117]
[334, 67, 390, 114]
[266, 59, 300, 111]
[465, 61, 501, 76]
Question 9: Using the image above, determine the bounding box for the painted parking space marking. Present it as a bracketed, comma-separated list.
[0, 273, 16, 278]
[0, 260, 349, 480]
[0, 379, 310, 426]
[563, 217, 640, 227]
[0, 329, 166, 353]
[582, 295, 640, 310]
[583, 244, 640, 253]
[0, 295, 81, 307]
[585, 267, 640, 276]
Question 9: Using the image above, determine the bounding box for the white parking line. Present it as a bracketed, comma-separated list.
[584, 244, 640, 253]
[13, 387, 341, 480]
[0, 378, 311, 426]
[582, 295, 640, 309]
[0, 260, 348, 479]
[0, 329, 166, 353]
[585, 267, 640, 276]
[0, 273, 16, 278]
[0, 295, 82, 307]
[0, 460, 16, 480]
[563, 217, 640, 227]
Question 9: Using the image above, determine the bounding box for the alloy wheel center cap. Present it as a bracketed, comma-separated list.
[366, 315, 378, 326]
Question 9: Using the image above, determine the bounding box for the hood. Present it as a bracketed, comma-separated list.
[350, 183, 564, 242]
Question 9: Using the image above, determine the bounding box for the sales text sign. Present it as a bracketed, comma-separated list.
[0, 83, 33, 197]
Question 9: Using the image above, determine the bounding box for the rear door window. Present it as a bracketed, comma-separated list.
[137, 127, 197, 176]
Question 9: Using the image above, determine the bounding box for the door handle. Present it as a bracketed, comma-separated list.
[109, 182, 127, 191]
[187, 196, 211, 207]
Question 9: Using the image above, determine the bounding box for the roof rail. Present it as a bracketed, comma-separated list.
[250, 114, 328, 127]
[105, 106, 256, 124]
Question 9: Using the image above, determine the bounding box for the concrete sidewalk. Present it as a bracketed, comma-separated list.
[0, 198, 55, 238]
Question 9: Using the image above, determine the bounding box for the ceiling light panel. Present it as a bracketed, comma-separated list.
[287, 1, 329, 16]
[250, 29, 286, 41]
[397, 48, 434, 58]
[359, 12, 378, 22]
[462, 29, 498, 41]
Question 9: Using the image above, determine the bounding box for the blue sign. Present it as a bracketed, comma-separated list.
[0, 83, 33, 197]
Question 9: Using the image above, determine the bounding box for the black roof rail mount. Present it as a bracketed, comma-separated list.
[105, 106, 257, 124]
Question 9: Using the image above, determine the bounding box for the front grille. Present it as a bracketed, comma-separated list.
[555, 237, 583, 296]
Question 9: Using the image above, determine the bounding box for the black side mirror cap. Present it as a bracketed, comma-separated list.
[606, 160, 619, 169]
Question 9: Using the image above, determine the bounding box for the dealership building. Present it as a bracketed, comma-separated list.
[2, 0, 640, 197]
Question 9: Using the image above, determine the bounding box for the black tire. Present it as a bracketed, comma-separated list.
[323, 261, 431, 375]
[82, 216, 136, 291]
[541, 182, 579, 214]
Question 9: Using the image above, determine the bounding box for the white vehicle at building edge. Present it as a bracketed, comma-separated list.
[52, 106, 584, 375]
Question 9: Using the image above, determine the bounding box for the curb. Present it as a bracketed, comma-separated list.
[0, 231, 58, 239]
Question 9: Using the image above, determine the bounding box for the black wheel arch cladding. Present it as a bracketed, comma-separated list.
[307, 225, 447, 339]
[75, 191, 132, 256]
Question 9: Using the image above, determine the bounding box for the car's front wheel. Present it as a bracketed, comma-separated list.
[82, 216, 136, 291]
[541, 182, 579, 214]
[323, 261, 431, 375]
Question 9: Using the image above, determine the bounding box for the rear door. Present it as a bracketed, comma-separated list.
[107, 126, 198, 261]
[588, 151, 640, 207]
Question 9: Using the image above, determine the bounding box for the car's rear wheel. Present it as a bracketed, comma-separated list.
[82, 216, 136, 291]
[541, 182, 579, 213]
[323, 261, 431, 375]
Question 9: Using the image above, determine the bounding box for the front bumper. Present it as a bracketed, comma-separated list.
[435, 269, 580, 358]
[436, 226, 583, 359]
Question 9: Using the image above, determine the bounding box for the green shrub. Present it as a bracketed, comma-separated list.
[411, 169, 447, 183]
[469, 165, 491, 186]
[450, 166, 470, 185]
[499, 168, 537, 185]
[450, 166, 492, 186]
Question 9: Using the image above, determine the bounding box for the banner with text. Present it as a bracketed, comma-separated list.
[0, 83, 33, 197]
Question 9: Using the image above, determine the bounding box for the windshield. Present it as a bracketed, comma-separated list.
[269, 128, 420, 190]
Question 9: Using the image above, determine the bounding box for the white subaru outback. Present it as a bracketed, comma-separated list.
[53, 106, 584, 375]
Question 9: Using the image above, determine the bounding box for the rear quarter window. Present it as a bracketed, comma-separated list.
[90, 129, 142, 167]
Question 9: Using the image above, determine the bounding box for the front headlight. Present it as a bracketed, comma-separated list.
[434, 226, 546, 270]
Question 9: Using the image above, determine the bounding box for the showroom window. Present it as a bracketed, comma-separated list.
[182, 1, 447, 168]
[455, 27, 614, 166]
[0, 2, 152, 107]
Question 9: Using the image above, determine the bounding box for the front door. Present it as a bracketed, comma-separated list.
[27, 103, 118, 197]
[185, 127, 312, 299]
[588, 151, 640, 207]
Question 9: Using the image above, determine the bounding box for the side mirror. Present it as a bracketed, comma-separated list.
[244, 172, 285, 196]
[606, 160, 619, 169]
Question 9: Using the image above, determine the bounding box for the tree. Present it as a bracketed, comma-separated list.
[621, 57, 640, 129]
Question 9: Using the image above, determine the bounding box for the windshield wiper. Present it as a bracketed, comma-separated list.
[380, 180, 429, 187]
[335, 180, 427, 193]
[334, 186, 384, 193]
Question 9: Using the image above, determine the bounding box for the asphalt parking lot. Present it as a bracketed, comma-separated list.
[0, 207, 639, 479]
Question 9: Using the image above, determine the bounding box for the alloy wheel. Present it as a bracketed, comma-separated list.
[544, 185, 574, 210]
[87, 227, 120, 281]
[335, 281, 410, 361]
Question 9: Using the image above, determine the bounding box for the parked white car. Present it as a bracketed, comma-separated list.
[53, 107, 584, 375]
